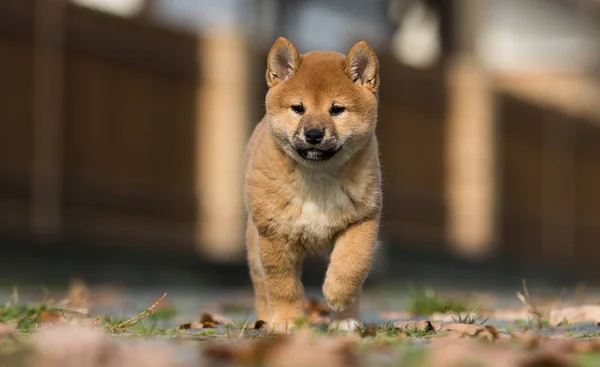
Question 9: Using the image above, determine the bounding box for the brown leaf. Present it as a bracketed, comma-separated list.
[39, 310, 64, 325]
[200, 312, 233, 325]
[358, 323, 377, 338]
[304, 298, 329, 315]
[178, 322, 204, 330]
[0, 323, 15, 338]
[204, 339, 274, 366]
[426, 337, 573, 367]
[437, 323, 502, 341]
[572, 338, 600, 353]
[480, 325, 502, 341]
[253, 320, 266, 329]
[306, 312, 330, 325]
[29, 325, 176, 367]
[204, 329, 358, 367]
[265, 330, 358, 367]
[304, 298, 330, 325]
[439, 322, 485, 335]
[511, 330, 543, 349]
[549, 305, 600, 326]
[511, 330, 596, 356]
[393, 320, 437, 331]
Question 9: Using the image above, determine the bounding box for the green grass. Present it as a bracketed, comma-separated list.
[366, 322, 437, 339]
[448, 307, 488, 325]
[0, 301, 60, 332]
[578, 352, 600, 367]
[147, 308, 177, 321]
[575, 332, 600, 339]
[408, 288, 469, 316]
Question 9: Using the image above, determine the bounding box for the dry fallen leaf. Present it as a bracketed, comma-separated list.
[204, 329, 359, 367]
[426, 337, 573, 367]
[304, 298, 329, 315]
[393, 320, 437, 331]
[511, 330, 600, 355]
[203, 329, 359, 367]
[200, 312, 233, 326]
[39, 310, 65, 325]
[27, 325, 177, 367]
[304, 298, 330, 325]
[178, 322, 205, 330]
[204, 338, 277, 366]
[253, 320, 266, 329]
[266, 330, 359, 367]
[549, 305, 600, 326]
[0, 323, 15, 338]
[358, 323, 378, 338]
[439, 322, 485, 335]
[430, 312, 463, 322]
[179, 312, 235, 330]
[28, 325, 108, 367]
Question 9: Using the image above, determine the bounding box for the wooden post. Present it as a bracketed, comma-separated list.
[195, 31, 250, 261]
[31, 0, 66, 241]
[445, 0, 499, 258]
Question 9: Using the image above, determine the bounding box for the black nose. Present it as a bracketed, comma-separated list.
[304, 128, 324, 145]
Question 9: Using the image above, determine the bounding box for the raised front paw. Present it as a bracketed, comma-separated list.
[322, 280, 356, 312]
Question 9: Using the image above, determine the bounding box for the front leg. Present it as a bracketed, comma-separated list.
[323, 218, 378, 331]
[259, 235, 304, 333]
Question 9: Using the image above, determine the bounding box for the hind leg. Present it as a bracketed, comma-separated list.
[246, 218, 269, 321]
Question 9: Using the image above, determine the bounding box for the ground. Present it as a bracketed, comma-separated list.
[2, 280, 600, 367]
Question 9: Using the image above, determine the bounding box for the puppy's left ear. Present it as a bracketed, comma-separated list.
[345, 41, 379, 92]
[266, 37, 301, 87]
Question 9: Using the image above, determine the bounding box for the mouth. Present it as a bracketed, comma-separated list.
[295, 147, 340, 162]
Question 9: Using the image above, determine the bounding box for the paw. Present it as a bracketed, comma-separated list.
[268, 322, 294, 334]
[267, 316, 300, 334]
[329, 318, 360, 332]
[323, 282, 354, 312]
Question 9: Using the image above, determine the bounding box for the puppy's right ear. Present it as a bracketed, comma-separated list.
[266, 37, 300, 87]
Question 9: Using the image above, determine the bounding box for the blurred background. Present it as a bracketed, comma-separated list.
[0, 0, 599, 291]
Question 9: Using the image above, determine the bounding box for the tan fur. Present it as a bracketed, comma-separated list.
[243, 37, 382, 333]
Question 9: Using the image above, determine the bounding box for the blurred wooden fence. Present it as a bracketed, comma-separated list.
[0, 0, 199, 251]
[1, 1, 600, 276]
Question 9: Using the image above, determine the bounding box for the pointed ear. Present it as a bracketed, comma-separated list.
[345, 41, 379, 92]
[266, 37, 301, 87]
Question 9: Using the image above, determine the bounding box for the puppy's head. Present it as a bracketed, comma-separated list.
[264, 37, 379, 166]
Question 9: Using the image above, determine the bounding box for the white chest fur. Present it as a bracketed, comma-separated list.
[286, 171, 357, 250]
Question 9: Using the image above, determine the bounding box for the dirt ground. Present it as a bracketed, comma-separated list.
[2, 280, 600, 367]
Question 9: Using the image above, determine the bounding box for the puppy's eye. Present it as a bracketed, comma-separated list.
[291, 104, 305, 115]
[330, 105, 345, 116]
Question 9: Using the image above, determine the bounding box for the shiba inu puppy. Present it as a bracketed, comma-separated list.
[243, 37, 381, 333]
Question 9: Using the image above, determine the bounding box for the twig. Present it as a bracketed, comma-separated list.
[52, 298, 90, 315]
[238, 321, 249, 338]
[517, 279, 542, 330]
[116, 292, 167, 329]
